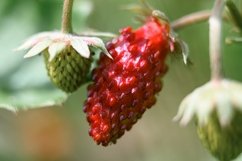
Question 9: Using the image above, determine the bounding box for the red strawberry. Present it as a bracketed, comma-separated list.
[84, 16, 173, 146]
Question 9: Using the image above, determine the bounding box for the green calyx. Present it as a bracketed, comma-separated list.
[43, 46, 92, 93]
[197, 111, 242, 161]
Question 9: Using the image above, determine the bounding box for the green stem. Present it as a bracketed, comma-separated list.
[171, 10, 211, 30]
[226, 36, 242, 44]
[61, 0, 74, 33]
[225, 0, 242, 31]
[209, 0, 224, 81]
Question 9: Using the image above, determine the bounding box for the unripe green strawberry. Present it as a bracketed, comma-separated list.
[43, 46, 92, 93]
[197, 112, 242, 161]
[16, 31, 111, 93]
[174, 80, 242, 161]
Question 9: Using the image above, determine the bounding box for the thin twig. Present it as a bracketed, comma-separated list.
[62, 0, 74, 33]
[209, 0, 224, 81]
[226, 36, 242, 44]
[171, 10, 211, 30]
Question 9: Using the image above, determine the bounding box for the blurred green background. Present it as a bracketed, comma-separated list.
[0, 0, 242, 161]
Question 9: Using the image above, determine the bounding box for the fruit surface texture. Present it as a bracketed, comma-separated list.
[84, 17, 172, 146]
[44, 46, 91, 93]
[197, 112, 242, 161]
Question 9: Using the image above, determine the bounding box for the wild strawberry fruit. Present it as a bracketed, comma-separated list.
[16, 31, 110, 93]
[174, 80, 242, 161]
[84, 10, 181, 146]
[43, 46, 92, 93]
[197, 112, 242, 161]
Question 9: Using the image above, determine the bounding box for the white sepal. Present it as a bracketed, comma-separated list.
[175, 79, 242, 127]
[48, 42, 66, 61]
[24, 39, 51, 58]
[216, 92, 233, 126]
[196, 97, 214, 126]
[15, 32, 51, 51]
[71, 36, 90, 58]
[179, 97, 196, 126]
[82, 37, 112, 59]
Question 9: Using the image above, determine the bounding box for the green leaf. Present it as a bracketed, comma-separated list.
[0, 56, 69, 112]
[1, 47, 68, 112]
[0, 87, 68, 112]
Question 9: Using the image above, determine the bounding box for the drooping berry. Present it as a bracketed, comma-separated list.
[43, 46, 91, 93]
[16, 31, 111, 93]
[197, 111, 242, 161]
[84, 16, 173, 146]
[174, 80, 242, 161]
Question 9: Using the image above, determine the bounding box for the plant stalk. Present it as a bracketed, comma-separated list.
[62, 0, 74, 33]
[209, 0, 224, 81]
[171, 10, 211, 30]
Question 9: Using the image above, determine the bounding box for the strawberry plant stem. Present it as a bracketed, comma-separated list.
[172, 10, 211, 30]
[209, 0, 224, 81]
[62, 0, 73, 33]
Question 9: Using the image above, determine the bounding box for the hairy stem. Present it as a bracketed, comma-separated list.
[62, 0, 74, 33]
[171, 10, 211, 30]
[209, 0, 224, 81]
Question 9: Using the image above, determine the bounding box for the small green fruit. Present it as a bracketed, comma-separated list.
[43, 47, 91, 93]
[174, 80, 242, 161]
[16, 31, 112, 93]
[197, 112, 242, 161]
